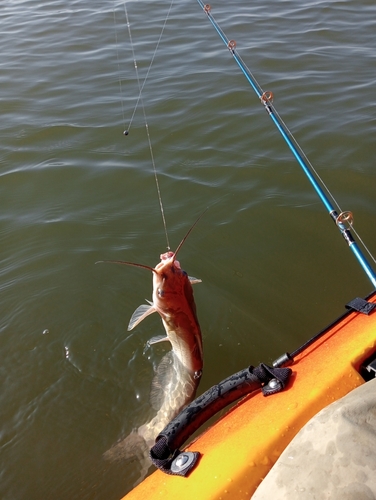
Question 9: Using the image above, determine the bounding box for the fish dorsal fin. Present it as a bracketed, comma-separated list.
[189, 276, 202, 284]
[150, 351, 176, 410]
[128, 303, 156, 331]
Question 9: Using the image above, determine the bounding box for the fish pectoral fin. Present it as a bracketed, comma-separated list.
[128, 303, 156, 331]
[147, 335, 170, 346]
[189, 276, 202, 284]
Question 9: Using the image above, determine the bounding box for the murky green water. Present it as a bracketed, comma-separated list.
[1, 0, 375, 498]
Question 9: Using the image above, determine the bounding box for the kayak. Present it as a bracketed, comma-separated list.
[123, 291, 376, 499]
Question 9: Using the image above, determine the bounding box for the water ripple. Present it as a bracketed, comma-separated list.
[0, 1, 375, 498]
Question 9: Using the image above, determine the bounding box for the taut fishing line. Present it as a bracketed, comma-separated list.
[114, 1, 175, 251]
[264, 92, 376, 265]
[198, 2, 376, 276]
[123, 0, 175, 135]
[113, 9, 126, 129]
[247, 65, 376, 267]
[264, 99, 376, 267]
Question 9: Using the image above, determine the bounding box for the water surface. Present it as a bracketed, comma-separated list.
[0, 0, 375, 498]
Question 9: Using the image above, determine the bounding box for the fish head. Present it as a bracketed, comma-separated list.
[152, 251, 190, 307]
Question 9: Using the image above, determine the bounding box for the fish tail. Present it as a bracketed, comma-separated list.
[103, 430, 149, 464]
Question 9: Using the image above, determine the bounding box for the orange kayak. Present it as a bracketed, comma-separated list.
[123, 291, 376, 499]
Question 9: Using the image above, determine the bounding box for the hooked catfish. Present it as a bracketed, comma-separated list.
[102, 223, 204, 471]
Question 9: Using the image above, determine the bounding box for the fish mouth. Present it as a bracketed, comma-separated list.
[159, 252, 181, 270]
[160, 251, 174, 260]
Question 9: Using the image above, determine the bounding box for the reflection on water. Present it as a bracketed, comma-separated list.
[0, 0, 375, 498]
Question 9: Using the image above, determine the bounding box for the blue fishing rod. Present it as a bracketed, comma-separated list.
[196, 1, 376, 288]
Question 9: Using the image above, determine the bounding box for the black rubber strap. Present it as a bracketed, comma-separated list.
[149, 436, 201, 476]
[346, 297, 376, 315]
[150, 363, 292, 476]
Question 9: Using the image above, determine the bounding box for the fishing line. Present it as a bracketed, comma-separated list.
[113, 9, 126, 130]
[115, 1, 175, 251]
[124, 0, 175, 135]
[260, 80, 376, 267]
[251, 69, 376, 268]
[259, 90, 376, 268]
[202, 5, 342, 213]
[345, 223, 376, 265]
[197, 1, 376, 286]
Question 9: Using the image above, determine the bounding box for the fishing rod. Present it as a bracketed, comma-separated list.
[196, 1, 376, 288]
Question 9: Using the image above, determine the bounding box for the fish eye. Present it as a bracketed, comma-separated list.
[157, 288, 164, 297]
[182, 270, 187, 277]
